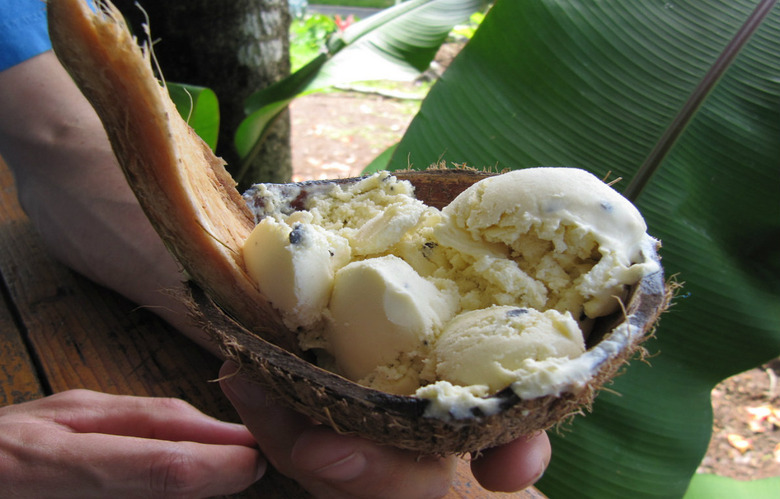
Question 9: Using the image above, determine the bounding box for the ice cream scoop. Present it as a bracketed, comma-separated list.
[436, 167, 660, 319]
[329, 255, 458, 393]
[243, 217, 350, 330]
[432, 306, 585, 393]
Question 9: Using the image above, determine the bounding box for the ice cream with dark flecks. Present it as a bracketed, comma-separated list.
[241, 168, 659, 412]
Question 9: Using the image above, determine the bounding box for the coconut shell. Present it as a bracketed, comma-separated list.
[48, 0, 669, 454]
[47, 0, 295, 353]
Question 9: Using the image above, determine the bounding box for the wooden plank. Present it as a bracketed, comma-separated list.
[0, 159, 46, 405]
[0, 284, 44, 405]
[0, 159, 221, 404]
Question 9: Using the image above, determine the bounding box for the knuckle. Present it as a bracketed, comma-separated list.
[398, 458, 454, 499]
[152, 396, 200, 415]
[47, 388, 96, 406]
[148, 448, 205, 498]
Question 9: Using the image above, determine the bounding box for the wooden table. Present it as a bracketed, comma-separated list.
[0, 157, 544, 498]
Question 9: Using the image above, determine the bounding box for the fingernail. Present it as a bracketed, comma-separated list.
[255, 457, 269, 482]
[530, 449, 550, 486]
[292, 431, 367, 482]
[531, 461, 546, 484]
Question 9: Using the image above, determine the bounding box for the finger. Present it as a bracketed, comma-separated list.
[291, 426, 456, 499]
[2, 420, 265, 498]
[35, 389, 257, 447]
[220, 361, 455, 499]
[470, 432, 551, 492]
[218, 361, 311, 468]
[218, 361, 312, 457]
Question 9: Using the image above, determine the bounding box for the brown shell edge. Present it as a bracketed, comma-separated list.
[188, 253, 669, 455]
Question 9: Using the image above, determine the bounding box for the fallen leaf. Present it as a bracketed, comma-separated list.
[746, 405, 780, 432]
[747, 405, 773, 420]
[727, 433, 753, 454]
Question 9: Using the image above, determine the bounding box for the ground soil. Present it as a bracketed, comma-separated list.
[289, 91, 419, 181]
[287, 43, 780, 482]
[697, 360, 780, 480]
[289, 41, 462, 181]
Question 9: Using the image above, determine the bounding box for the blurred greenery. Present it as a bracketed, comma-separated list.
[684, 474, 780, 499]
[310, 0, 395, 7]
[449, 11, 484, 41]
[290, 14, 338, 73]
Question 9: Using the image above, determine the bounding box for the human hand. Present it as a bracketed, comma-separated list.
[0, 389, 264, 498]
[470, 431, 550, 493]
[220, 361, 551, 499]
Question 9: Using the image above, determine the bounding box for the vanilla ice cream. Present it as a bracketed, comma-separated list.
[243, 217, 350, 330]
[436, 168, 658, 318]
[242, 168, 660, 403]
[432, 306, 585, 393]
[329, 255, 458, 385]
[242, 172, 428, 332]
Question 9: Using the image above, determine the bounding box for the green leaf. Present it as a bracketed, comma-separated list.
[307, 0, 486, 88]
[385, 0, 780, 497]
[166, 82, 219, 150]
[684, 474, 780, 499]
[363, 143, 398, 174]
[290, 14, 338, 72]
[234, 0, 486, 180]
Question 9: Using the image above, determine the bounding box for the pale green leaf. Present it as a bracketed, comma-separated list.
[167, 82, 219, 150]
[684, 474, 780, 499]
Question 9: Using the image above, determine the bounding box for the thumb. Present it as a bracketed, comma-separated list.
[219, 361, 312, 472]
[219, 361, 456, 499]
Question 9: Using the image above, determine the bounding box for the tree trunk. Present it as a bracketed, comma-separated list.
[114, 0, 292, 186]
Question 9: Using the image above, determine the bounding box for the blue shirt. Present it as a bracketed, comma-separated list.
[0, 0, 53, 71]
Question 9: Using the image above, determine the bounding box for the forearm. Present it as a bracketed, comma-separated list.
[0, 52, 217, 354]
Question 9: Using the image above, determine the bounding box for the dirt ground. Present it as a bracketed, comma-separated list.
[287, 43, 779, 482]
[289, 91, 419, 181]
[288, 41, 462, 181]
[698, 359, 780, 480]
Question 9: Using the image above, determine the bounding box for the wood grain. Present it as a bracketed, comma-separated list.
[0, 283, 44, 406]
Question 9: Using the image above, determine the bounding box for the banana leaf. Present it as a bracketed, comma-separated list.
[233, 0, 487, 181]
[379, 0, 780, 497]
[167, 83, 220, 151]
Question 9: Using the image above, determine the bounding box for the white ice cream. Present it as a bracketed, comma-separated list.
[328, 255, 458, 385]
[241, 168, 659, 405]
[432, 306, 585, 393]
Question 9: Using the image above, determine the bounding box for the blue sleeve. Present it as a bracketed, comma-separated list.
[0, 0, 53, 71]
[0, 0, 96, 71]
